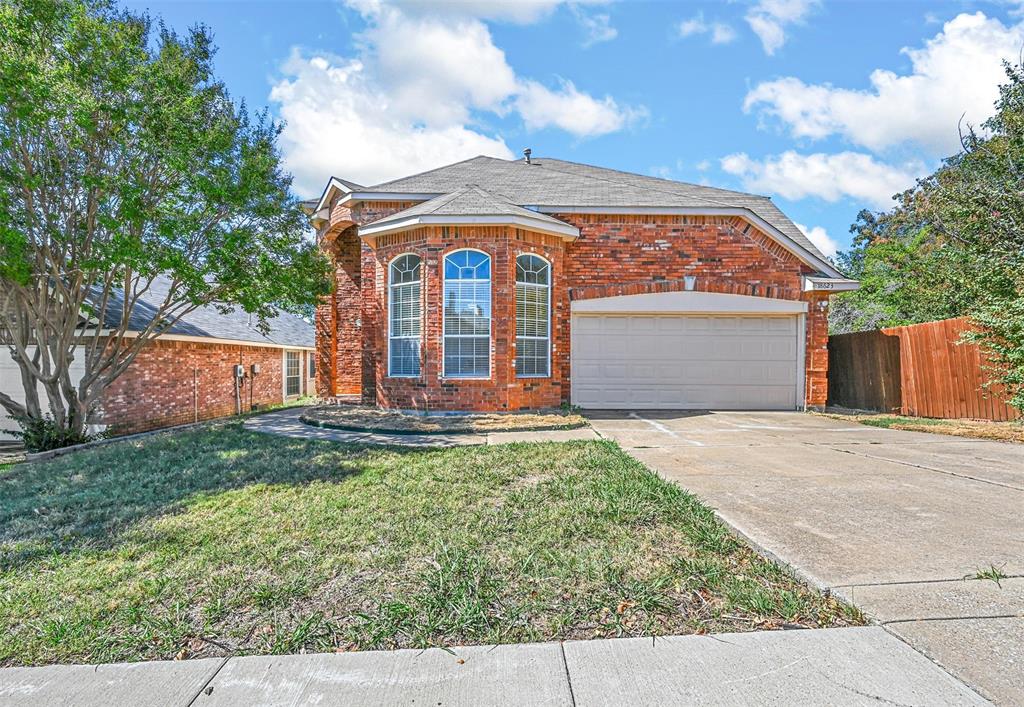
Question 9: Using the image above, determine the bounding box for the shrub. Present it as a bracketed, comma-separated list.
[3, 415, 102, 453]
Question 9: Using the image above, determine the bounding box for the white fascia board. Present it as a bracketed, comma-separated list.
[337, 191, 443, 207]
[359, 214, 579, 240]
[571, 290, 808, 315]
[313, 177, 358, 213]
[92, 329, 315, 351]
[534, 205, 845, 279]
[803, 276, 860, 292]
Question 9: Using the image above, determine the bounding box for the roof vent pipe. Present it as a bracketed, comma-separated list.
[523, 148, 532, 164]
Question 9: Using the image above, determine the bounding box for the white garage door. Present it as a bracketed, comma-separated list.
[1, 349, 87, 434]
[571, 314, 803, 410]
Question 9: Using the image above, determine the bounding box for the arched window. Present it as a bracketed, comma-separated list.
[388, 254, 422, 376]
[443, 249, 491, 378]
[515, 254, 550, 377]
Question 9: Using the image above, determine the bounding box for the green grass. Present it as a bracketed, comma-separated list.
[855, 415, 946, 429]
[0, 425, 861, 666]
[969, 564, 1008, 586]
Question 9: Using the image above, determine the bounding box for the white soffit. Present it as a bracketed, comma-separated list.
[803, 276, 860, 292]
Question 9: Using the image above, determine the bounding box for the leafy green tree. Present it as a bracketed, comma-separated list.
[831, 62, 1024, 410]
[0, 0, 331, 438]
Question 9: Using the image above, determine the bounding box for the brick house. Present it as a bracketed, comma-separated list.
[309, 155, 858, 412]
[1, 275, 316, 437]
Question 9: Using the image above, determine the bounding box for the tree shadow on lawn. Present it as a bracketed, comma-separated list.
[0, 424, 418, 570]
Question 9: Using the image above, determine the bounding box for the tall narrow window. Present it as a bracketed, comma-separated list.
[443, 249, 491, 378]
[285, 351, 301, 396]
[389, 254, 422, 376]
[515, 254, 550, 377]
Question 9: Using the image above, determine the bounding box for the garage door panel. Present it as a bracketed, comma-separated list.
[572, 313, 801, 410]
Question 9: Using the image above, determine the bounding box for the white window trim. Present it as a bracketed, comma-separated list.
[515, 254, 552, 379]
[283, 349, 302, 399]
[387, 252, 423, 378]
[442, 248, 492, 380]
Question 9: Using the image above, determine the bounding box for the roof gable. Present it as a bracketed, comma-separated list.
[320, 156, 846, 277]
[359, 185, 579, 240]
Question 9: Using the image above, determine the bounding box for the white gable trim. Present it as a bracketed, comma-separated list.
[359, 214, 579, 240]
[313, 177, 360, 213]
[338, 191, 443, 207]
[535, 205, 845, 279]
[332, 194, 848, 280]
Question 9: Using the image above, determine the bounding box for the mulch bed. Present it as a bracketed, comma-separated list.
[300, 405, 588, 435]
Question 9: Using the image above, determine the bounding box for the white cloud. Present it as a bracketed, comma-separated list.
[745, 0, 818, 55]
[795, 222, 840, 258]
[678, 13, 736, 44]
[572, 6, 618, 47]
[678, 14, 707, 37]
[711, 23, 738, 45]
[270, 51, 513, 195]
[516, 79, 646, 136]
[720, 151, 923, 209]
[380, 0, 568, 24]
[365, 7, 517, 126]
[272, 0, 639, 196]
[744, 12, 1024, 154]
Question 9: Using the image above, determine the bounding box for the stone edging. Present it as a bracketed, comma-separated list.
[298, 413, 588, 437]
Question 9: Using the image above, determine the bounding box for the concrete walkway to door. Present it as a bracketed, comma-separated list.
[587, 410, 1024, 705]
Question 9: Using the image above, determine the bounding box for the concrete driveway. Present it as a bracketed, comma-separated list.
[588, 410, 1024, 705]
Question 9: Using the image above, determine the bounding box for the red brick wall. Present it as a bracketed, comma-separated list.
[358, 226, 567, 411]
[556, 213, 827, 409]
[318, 207, 831, 411]
[99, 339, 311, 435]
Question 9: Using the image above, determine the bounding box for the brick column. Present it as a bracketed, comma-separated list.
[334, 228, 363, 396]
[802, 292, 831, 409]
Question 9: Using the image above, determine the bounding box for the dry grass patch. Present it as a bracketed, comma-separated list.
[822, 411, 1024, 443]
[302, 405, 587, 434]
[1, 425, 860, 667]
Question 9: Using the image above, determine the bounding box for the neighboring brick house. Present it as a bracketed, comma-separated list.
[1, 275, 315, 437]
[308, 155, 858, 412]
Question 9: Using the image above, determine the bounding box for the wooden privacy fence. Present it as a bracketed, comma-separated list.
[827, 317, 1020, 421]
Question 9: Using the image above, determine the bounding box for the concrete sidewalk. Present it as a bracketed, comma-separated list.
[588, 410, 1024, 705]
[0, 627, 986, 706]
[244, 407, 600, 447]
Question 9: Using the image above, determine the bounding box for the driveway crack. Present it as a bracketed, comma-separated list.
[559, 642, 577, 707]
[829, 447, 1023, 492]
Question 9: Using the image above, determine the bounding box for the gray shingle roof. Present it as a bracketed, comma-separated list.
[96, 274, 314, 348]
[363, 156, 826, 261]
[368, 184, 573, 228]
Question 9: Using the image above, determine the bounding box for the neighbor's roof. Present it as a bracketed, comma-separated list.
[360, 184, 579, 239]
[96, 274, 314, 348]
[358, 156, 826, 261]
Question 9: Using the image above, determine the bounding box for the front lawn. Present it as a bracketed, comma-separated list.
[822, 412, 1024, 443]
[0, 425, 860, 666]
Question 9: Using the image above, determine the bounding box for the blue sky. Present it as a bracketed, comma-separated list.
[124, 0, 1024, 257]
